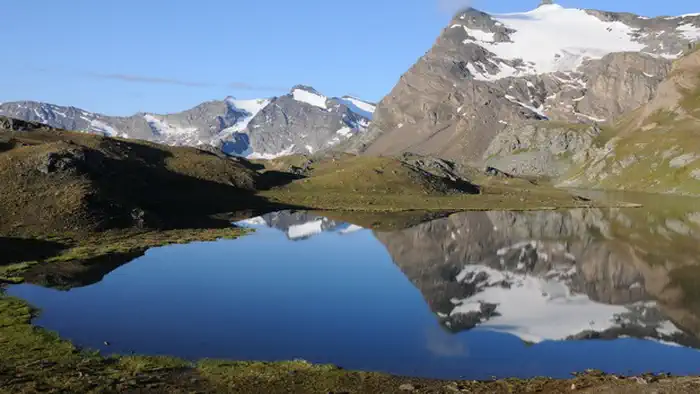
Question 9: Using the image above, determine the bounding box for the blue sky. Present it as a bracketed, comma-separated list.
[0, 0, 697, 115]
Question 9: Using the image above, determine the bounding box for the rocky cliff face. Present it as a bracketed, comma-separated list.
[354, 4, 699, 172]
[0, 86, 375, 160]
[483, 121, 601, 178]
[560, 48, 700, 195]
[374, 207, 700, 346]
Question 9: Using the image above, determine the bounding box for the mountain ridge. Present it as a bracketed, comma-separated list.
[0, 85, 376, 160]
[352, 4, 700, 170]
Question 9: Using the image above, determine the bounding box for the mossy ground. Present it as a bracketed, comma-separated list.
[566, 118, 700, 196]
[259, 154, 640, 212]
[0, 227, 249, 286]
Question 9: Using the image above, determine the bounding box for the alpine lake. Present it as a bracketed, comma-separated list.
[6, 192, 700, 381]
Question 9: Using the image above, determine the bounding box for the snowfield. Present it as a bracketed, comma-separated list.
[450, 263, 683, 344]
[292, 88, 328, 109]
[338, 97, 376, 120]
[455, 4, 699, 81]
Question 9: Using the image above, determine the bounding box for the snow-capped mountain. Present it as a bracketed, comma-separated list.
[0, 86, 376, 159]
[220, 86, 374, 159]
[375, 209, 700, 347]
[353, 2, 700, 164]
[236, 211, 364, 240]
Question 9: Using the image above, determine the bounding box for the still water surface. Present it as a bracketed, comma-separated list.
[9, 208, 700, 379]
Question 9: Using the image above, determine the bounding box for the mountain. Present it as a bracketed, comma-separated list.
[237, 210, 362, 240]
[352, 3, 700, 175]
[374, 208, 700, 347]
[0, 86, 375, 159]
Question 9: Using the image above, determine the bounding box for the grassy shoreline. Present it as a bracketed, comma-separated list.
[1, 227, 251, 286]
[2, 215, 700, 393]
[3, 295, 700, 393]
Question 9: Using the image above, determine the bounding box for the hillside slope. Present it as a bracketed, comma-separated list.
[559, 48, 700, 195]
[0, 117, 278, 235]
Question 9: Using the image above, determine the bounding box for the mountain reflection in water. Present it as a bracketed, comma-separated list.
[8, 207, 700, 379]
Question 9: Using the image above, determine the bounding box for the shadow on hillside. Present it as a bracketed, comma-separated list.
[0, 238, 68, 267]
[22, 250, 145, 291]
[82, 139, 306, 230]
[0, 140, 15, 153]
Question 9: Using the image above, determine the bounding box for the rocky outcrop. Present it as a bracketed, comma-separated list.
[576, 53, 672, 121]
[484, 121, 600, 177]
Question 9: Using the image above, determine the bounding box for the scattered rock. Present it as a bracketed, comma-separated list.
[130, 208, 147, 229]
[669, 154, 698, 168]
[484, 122, 599, 178]
[484, 166, 513, 178]
[399, 383, 416, 391]
[37, 148, 88, 175]
[690, 169, 700, 181]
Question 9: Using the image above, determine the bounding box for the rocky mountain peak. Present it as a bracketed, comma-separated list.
[290, 85, 322, 96]
[453, 8, 510, 37]
[354, 4, 700, 166]
[0, 84, 375, 160]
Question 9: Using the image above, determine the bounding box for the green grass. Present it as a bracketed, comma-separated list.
[262, 189, 635, 214]
[589, 126, 700, 195]
[276, 155, 464, 195]
[0, 227, 250, 286]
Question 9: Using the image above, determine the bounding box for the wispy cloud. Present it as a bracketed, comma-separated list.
[89, 72, 213, 87]
[226, 81, 289, 91]
[25, 64, 288, 92]
[89, 72, 287, 92]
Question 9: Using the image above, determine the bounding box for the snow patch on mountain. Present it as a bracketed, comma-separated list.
[458, 4, 648, 79]
[292, 89, 328, 109]
[216, 98, 271, 146]
[505, 95, 548, 118]
[143, 114, 204, 146]
[248, 144, 296, 160]
[287, 220, 325, 240]
[89, 119, 124, 138]
[338, 224, 365, 234]
[336, 126, 354, 138]
[226, 98, 270, 131]
[450, 262, 683, 344]
[338, 97, 376, 120]
[452, 265, 630, 343]
[236, 216, 268, 227]
[143, 115, 196, 137]
[679, 23, 700, 41]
